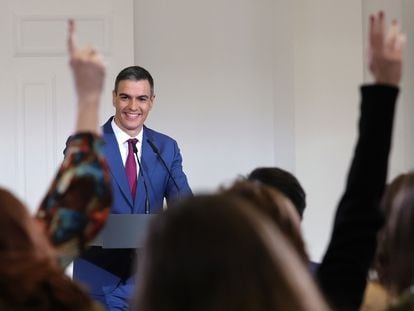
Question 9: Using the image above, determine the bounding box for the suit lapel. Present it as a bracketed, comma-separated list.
[102, 118, 134, 209]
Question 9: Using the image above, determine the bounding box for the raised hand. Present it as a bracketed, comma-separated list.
[369, 11, 406, 86]
[67, 19, 106, 133]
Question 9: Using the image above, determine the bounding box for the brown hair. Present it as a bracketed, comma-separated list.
[375, 172, 414, 295]
[0, 188, 93, 310]
[221, 180, 308, 262]
[134, 194, 328, 311]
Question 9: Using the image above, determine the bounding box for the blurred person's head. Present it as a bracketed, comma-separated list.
[248, 167, 306, 219]
[221, 180, 307, 262]
[134, 194, 328, 311]
[374, 172, 414, 296]
[0, 188, 55, 259]
[0, 188, 92, 310]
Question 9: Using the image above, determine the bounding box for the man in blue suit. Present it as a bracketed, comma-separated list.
[73, 66, 192, 310]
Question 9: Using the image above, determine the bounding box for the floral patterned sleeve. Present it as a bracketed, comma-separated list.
[36, 132, 112, 268]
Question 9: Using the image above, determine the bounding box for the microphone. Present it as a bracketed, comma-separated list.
[132, 142, 150, 214]
[147, 139, 180, 193]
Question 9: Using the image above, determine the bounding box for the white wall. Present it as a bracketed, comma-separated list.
[293, 0, 364, 261]
[133, 0, 289, 192]
[399, 0, 414, 175]
[0, 0, 135, 211]
[133, 0, 362, 261]
[2, 0, 412, 263]
[133, 0, 414, 262]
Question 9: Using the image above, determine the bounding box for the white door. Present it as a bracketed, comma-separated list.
[0, 0, 134, 212]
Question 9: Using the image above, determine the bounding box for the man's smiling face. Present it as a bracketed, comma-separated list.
[113, 79, 154, 136]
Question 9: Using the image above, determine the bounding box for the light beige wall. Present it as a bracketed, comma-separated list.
[293, 0, 414, 260]
[2, 0, 412, 271]
[401, 0, 414, 172]
[293, 1, 364, 261]
[0, 0, 135, 211]
[133, 0, 292, 192]
[133, 0, 414, 261]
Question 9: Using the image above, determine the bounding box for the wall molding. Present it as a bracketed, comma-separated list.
[13, 14, 112, 57]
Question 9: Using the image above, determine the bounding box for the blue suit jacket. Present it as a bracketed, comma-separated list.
[73, 117, 192, 301]
[102, 118, 192, 213]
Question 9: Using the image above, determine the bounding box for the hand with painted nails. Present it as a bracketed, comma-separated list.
[369, 11, 406, 86]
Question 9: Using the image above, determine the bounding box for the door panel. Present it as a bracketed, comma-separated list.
[0, 0, 134, 212]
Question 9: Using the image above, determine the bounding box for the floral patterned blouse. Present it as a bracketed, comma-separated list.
[36, 132, 112, 268]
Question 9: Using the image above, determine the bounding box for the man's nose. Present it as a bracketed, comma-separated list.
[129, 98, 139, 110]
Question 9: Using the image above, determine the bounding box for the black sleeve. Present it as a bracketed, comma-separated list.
[316, 85, 399, 310]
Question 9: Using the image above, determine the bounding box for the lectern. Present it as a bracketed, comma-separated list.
[92, 214, 156, 249]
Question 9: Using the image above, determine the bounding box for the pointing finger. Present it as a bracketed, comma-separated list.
[67, 19, 76, 56]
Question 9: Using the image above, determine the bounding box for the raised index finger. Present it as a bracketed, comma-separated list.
[67, 19, 76, 56]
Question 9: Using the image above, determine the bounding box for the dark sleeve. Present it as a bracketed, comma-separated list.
[316, 85, 399, 310]
[36, 132, 112, 268]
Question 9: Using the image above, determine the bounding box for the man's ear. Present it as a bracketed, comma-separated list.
[149, 94, 156, 110]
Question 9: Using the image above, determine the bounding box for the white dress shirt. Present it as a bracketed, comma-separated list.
[111, 118, 143, 178]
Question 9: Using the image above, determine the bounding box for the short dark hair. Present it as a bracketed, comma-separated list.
[114, 66, 154, 94]
[247, 167, 306, 219]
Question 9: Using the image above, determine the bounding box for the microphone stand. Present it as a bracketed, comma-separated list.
[132, 143, 150, 214]
[146, 139, 181, 193]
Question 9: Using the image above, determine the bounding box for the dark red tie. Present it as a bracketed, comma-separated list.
[125, 138, 138, 199]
